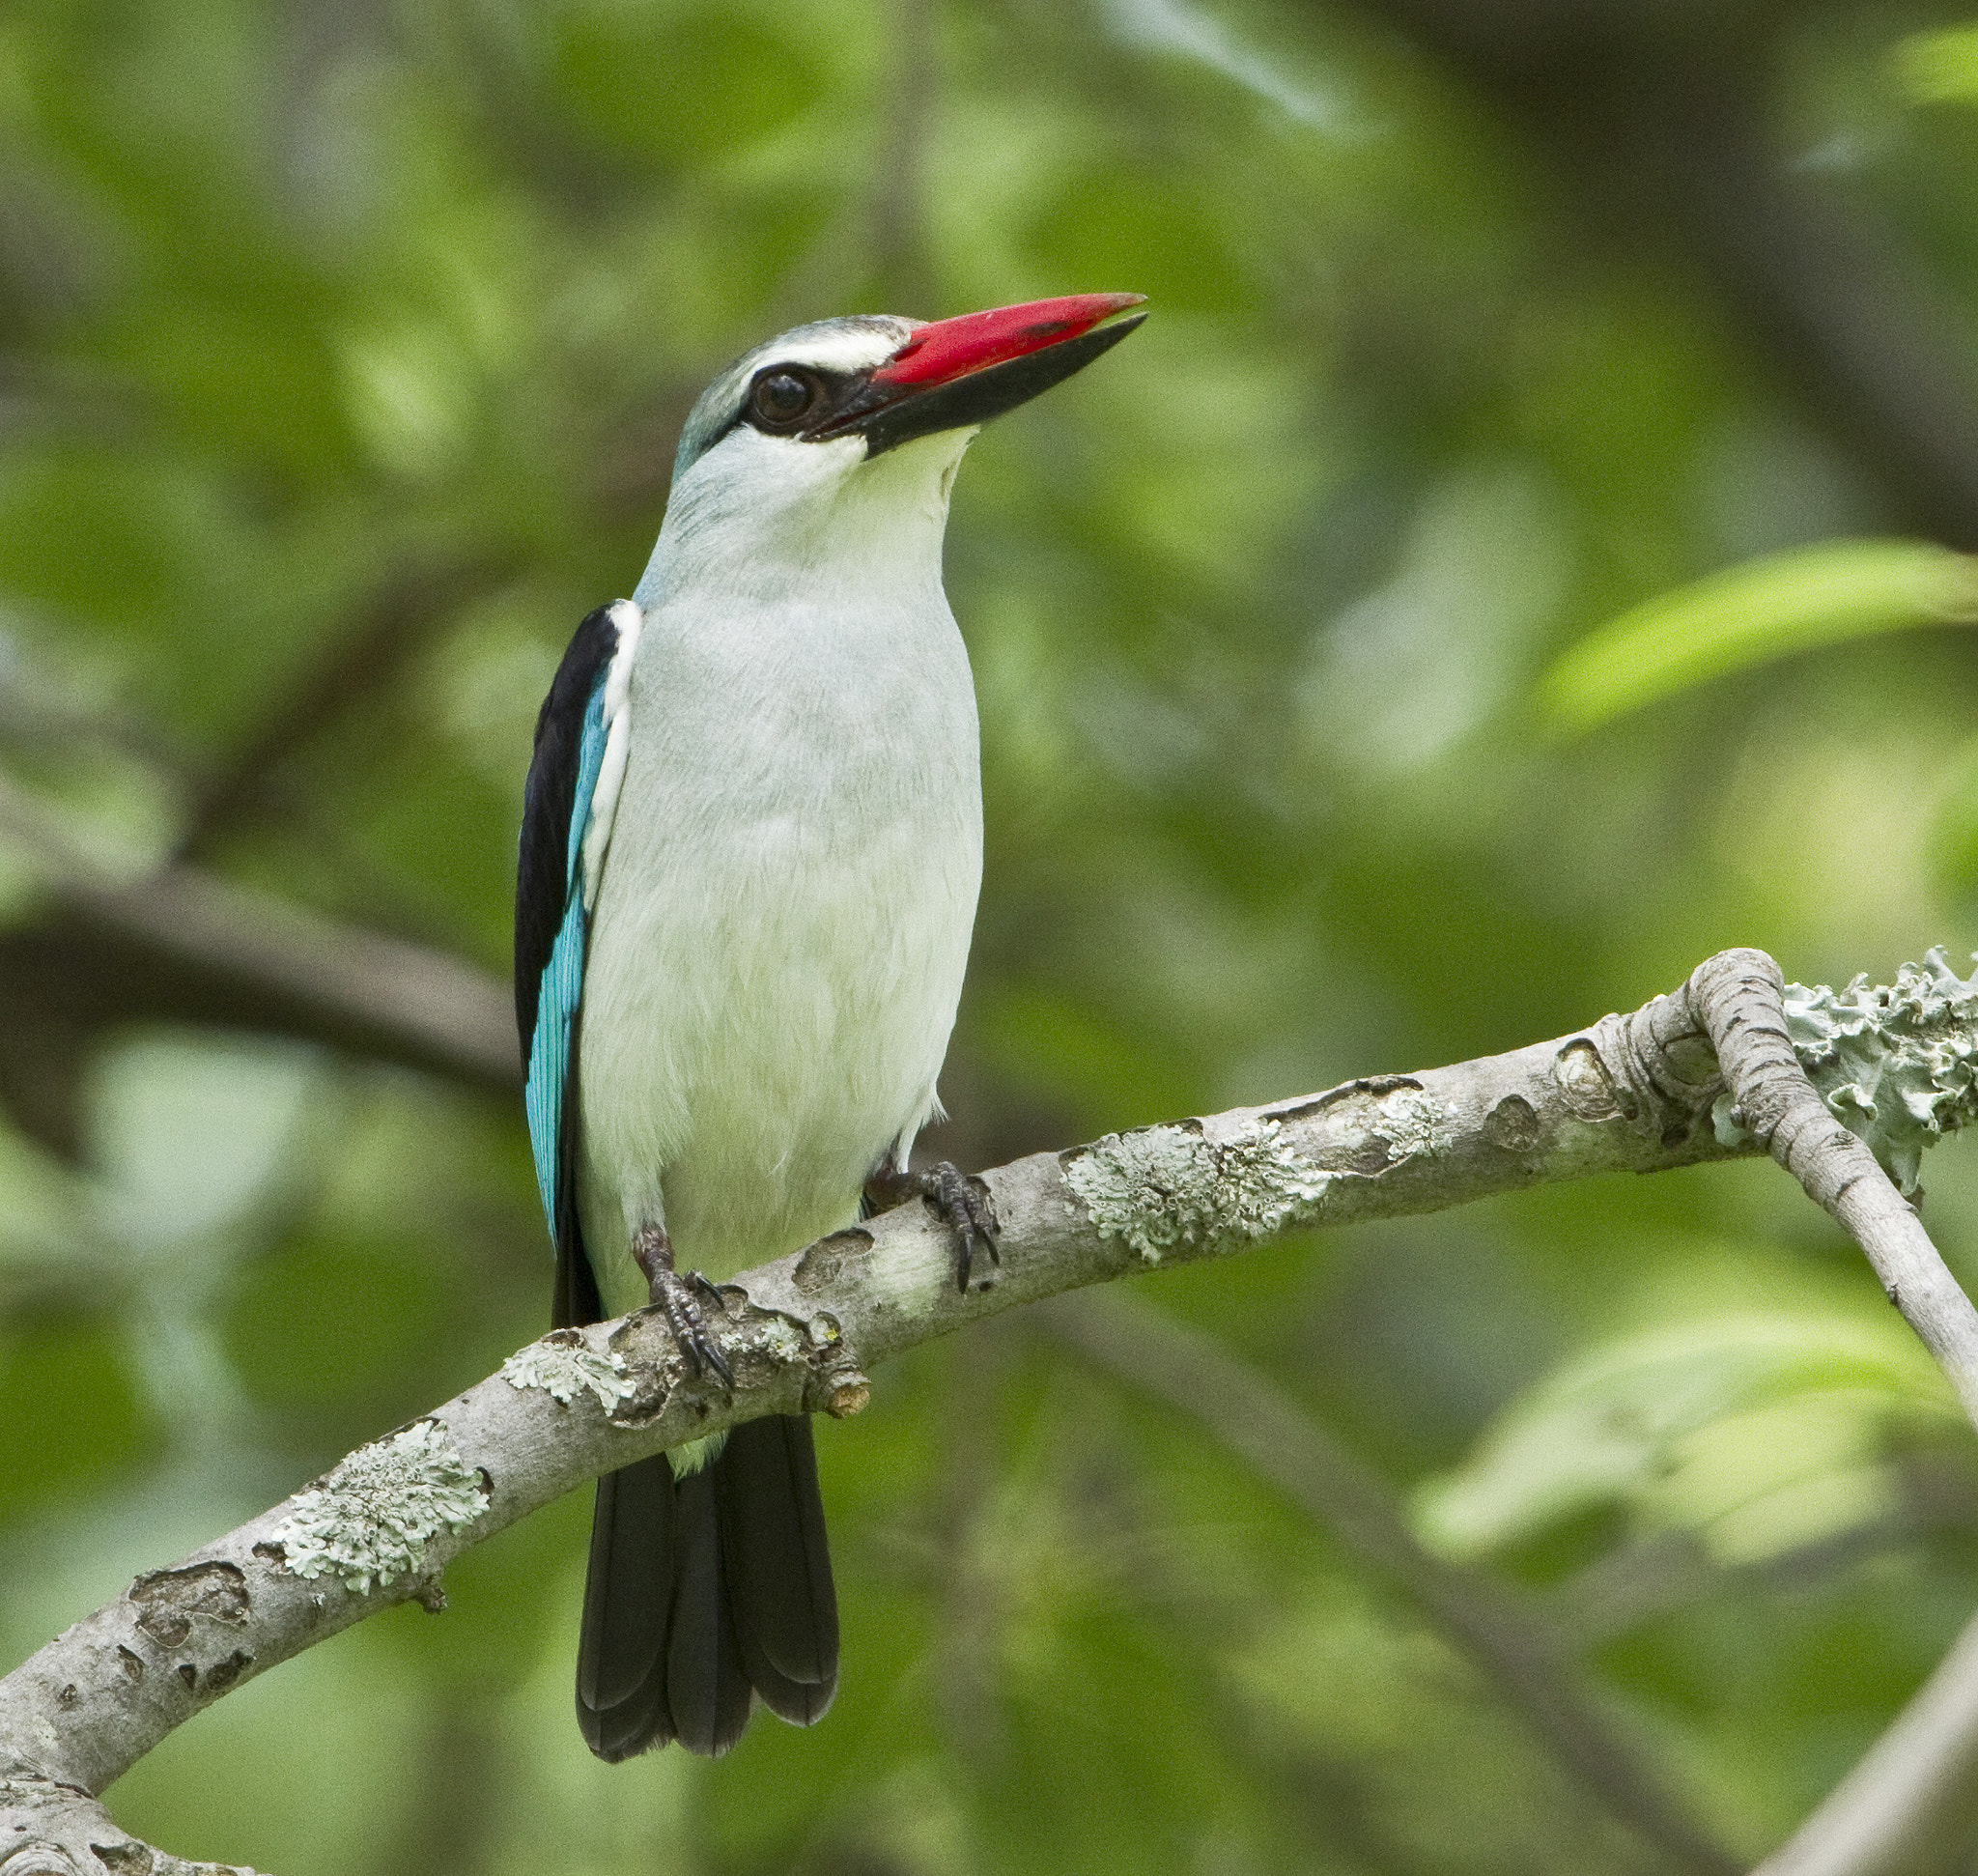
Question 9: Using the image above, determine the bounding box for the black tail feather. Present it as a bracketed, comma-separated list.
[577, 1455, 677, 1760]
[664, 1465, 755, 1755]
[719, 1415, 839, 1709]
[576, 1415, 839, 1760]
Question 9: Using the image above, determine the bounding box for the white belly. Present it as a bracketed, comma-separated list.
[574, 594, 981, 1315]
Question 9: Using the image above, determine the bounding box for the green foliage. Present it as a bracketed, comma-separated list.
[1418, 1305, 1953, 1567]
[0, 1310, 161, 1515]
[1892, 24, 1978, 107]
[6, 0, 1978, 1871]
[1540, 538, 1978, 729]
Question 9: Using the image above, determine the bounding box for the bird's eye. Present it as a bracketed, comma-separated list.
[749, 369, 821, 430]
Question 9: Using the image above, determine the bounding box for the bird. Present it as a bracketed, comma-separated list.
[515, 292, 1145, 1761]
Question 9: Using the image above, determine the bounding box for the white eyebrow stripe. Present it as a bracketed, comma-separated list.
[752, 321, 918, 379]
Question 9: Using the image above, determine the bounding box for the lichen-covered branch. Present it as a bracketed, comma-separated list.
[1692, 949, 1978, 1428]
[1773, 950, 1978, 1193]
[6, 948, 1978, 1875]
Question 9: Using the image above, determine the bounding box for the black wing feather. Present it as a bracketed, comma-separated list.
[515, 605, 620, 1070]
[518, 605, 620, 1327]
[550, 1019, 602, 1329]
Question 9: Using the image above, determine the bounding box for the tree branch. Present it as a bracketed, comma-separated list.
[2, 947, 1970, 1872]
[0, 1777, 261, 1876]
[1688, 950, 1978, 1425]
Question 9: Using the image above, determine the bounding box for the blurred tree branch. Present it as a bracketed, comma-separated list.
[1342, 0, 1978, 550]
[2, 946, 1970, 1873]
[0, 776, 517, 1156]
[173, 551, 524, 865]
[1754, 1602, 1978, 1876]
[867, 0, 939, 316]
[1046, 1287, 1741, 1875]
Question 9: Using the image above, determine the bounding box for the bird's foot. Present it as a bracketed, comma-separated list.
[864, 1160, 1001, 1293]
[632, 1223, 733, 1389]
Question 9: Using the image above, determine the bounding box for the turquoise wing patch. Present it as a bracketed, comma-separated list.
[525, 681, 610, 1231]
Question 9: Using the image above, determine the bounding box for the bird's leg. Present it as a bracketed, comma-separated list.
[863, 1160, 1001, 1294]
[631, 1221, 733, 1388]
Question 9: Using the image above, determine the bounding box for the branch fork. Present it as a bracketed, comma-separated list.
[8, 948, 1978, 1876]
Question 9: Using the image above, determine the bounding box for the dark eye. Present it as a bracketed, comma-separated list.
[749, 369, 821, 430]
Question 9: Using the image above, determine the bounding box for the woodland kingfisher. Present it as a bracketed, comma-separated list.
[515, 293, 1145, 1758]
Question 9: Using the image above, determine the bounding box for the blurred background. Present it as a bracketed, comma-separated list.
[10, 0, 1978, 1869]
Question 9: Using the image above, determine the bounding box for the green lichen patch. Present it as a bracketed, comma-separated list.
[271, 1421, 487, 1594]
[760, 1315, 810, 1361]
[1065, 1118, 1332, 1266]
[1717, 950, 1978, 1193]
[500, 1335, 634, 1410]
[1370, 1085, 1450, 1161]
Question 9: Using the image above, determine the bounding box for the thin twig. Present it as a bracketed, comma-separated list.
[1752, 1603, 1978, 1876]
[1661, 949, 1978, 1875]
[1044, 1288, 1740, 1876]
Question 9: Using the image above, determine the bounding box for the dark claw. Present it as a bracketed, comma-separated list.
[926, 1160, 1000, 1293]
[689, 1270, 729, 1314]
[692, 1326, 734, 1391]
[636, 1230, 734, 1393]
[660, 1278, 733, 1391]
[863, 1159, 1000, 1293]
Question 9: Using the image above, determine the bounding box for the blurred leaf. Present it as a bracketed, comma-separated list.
[221, 1228, 446, 1413]
[1540, 538, 1978, 729]
[1416, 1309, 1954, 1566]
[550, 0, 838, 168]
[1891, 25, 1978, 107]
[85, 1034, 320, 1252]
[1231, 1582, 1663, 1872]
[1929, 729, 1978, 894]
[1102, 0, 1360, 136]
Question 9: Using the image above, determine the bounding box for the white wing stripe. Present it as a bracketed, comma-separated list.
[580, 598, 643, 912]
